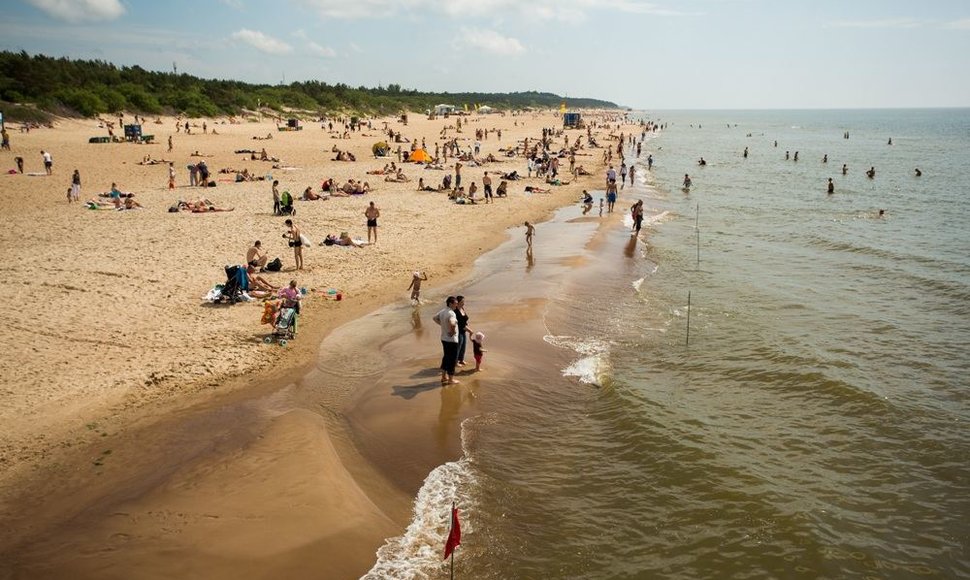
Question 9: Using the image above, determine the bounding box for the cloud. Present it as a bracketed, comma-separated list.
[576, 0, 702, 17]
[230, 29, 293, 54]
[26, 0, 125, 22]
[829, 18, 925, 29]
[306, 41, 337, 58]
[295, 0, 693, 21]
[943, 18, 970, 30]
[295, 0, 421, 19]
[455, 27, 525, 55]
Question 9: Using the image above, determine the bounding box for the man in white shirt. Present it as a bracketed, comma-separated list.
[433, 296, 460, 385]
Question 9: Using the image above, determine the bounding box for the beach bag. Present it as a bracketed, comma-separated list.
[265, 257, 283, 272]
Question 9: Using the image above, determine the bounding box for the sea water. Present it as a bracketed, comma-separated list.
[366, 109, 970, 579]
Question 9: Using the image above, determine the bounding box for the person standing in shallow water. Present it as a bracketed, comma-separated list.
[433, 296, 460, 385]
[827, 178, 834, 194]
[454, 296, 473, 367]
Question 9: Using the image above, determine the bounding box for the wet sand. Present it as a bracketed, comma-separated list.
[0, 110, 641, 578]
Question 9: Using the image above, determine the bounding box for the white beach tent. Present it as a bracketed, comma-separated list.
[477, 105, 495, 114]
[434, 104, 457, 115]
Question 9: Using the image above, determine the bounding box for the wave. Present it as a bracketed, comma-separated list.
[363, 422, 477, 579]
[544, 334, 611, 386]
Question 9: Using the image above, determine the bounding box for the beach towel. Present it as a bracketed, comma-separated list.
[203, 285, 224, 302]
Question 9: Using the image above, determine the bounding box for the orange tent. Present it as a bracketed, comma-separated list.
[408, 149, 432, 163]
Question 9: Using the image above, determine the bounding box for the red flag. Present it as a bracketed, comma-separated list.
[443, 506, 461, 560]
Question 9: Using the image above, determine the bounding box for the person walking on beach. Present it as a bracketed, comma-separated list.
[69, 169, 81, 203]
[524, 221, 535, 248]
[620, 162, 628, 188]
[41, 150, 53, 175]
[283, 219, 304, 270]
[189, 163, 198, 187]
[167, 135, 173, 152]
[1, 127, 9, 151]
[606, 164, 616, 185]
[168, 162, 176, 190]
[647, 154, 653, 170]
[631, 200, 644, 235]
[606, 179, 618, 212]
[433, 296, 461, 385]
[365, 201, 380, 244]
[408, 271, 428, 303]
[454, 162, 463, 189]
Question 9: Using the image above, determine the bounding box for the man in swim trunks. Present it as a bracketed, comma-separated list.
[283, 219, 303, 270]
[247, 240, 268, 270]
[365, 201, 380, 244]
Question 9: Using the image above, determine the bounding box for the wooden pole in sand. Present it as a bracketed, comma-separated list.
[686, 291, 692, 347]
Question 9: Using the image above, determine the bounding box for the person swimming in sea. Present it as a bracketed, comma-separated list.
[914, 168, 922, 177]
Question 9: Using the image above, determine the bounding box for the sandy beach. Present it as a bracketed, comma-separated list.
[0, 109, 637, 577]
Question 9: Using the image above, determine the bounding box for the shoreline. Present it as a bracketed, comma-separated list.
[0, 109, 642, 576]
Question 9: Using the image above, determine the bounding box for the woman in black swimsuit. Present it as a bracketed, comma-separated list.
[454, 296, 472, 366]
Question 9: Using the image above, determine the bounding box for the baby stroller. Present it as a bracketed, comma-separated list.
[220, 265, 248, 303]
[278, 190, 295, 216]
[271, 303, 298, 344]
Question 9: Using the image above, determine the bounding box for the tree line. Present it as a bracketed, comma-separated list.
[0, 50, 618, 121]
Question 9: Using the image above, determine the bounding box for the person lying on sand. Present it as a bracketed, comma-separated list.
[173, 199, 234, 212]
[84, 199, 116, 209]
[302, 187, 328, 201]
[322, 233, 366, 247]
[138, 155, 172, 165]
[246, 265, 278, 292]
[384, 169, 409, 182]
[121, 196, 144, 210]
[189, 151, 212, 157]
[525, 185, 551, 193]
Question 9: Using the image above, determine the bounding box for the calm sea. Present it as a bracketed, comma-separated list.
[365, 109, 970, 579]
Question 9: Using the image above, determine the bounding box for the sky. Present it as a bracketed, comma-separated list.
[2, 0, 969, 109]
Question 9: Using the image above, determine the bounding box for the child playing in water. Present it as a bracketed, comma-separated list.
[408, 271, 428, 303]
[472, 331, 486, 371]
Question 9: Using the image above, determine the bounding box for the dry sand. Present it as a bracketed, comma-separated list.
[0, 109, 637, 577]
